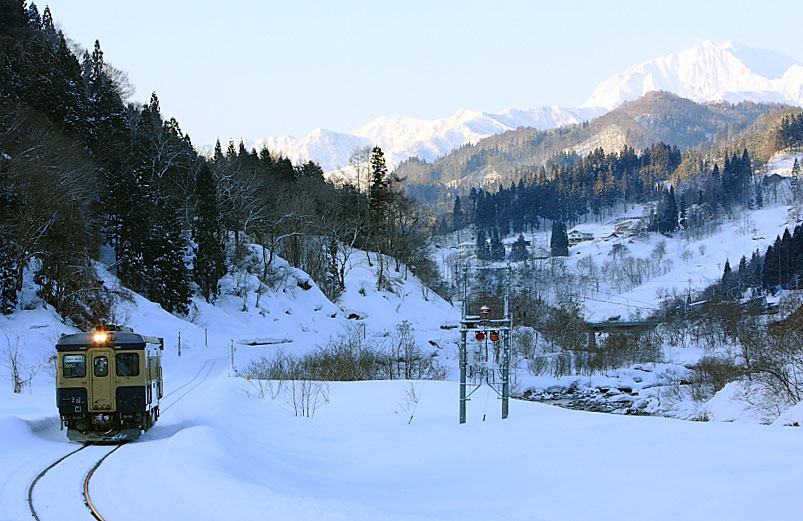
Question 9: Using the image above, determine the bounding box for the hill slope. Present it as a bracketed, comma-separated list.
[395, 92, 785, 196]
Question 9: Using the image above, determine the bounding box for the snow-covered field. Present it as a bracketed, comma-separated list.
[3, 367, 802, 520]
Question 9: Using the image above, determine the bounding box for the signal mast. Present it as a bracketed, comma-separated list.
[458, 264, 513, 423]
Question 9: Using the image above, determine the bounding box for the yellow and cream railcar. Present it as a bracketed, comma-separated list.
[56, 325, 164, 442]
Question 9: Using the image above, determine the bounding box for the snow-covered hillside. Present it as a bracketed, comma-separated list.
[437, 152, 803, 324]
[583, 40, 803, 109]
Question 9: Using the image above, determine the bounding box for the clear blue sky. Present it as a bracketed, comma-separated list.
[43, 0, 803, 147]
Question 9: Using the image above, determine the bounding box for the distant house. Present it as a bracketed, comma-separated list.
[568, 230, 594, 245]
[614, 220, 634, 234]
[763, 173, 786, 186]
[458, 241, 474, 255]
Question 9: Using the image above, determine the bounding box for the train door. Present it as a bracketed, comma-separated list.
[89, 349, 114, 411]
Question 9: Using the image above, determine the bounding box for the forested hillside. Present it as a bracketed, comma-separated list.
[400, 91, 789, 208]
[0, 1, 436, 327]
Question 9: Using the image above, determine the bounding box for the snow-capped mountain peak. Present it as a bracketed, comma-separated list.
[246, 40, 802, 177]
[582, 40, 803, 110]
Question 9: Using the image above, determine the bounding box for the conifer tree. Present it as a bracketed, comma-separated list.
[755, 179, 764, 209]
[368, 146, 392, 253]
[369, 146, 391, 223]
[0, 0, 27, 37]
[146, 212, 191, 315]
[475, 229, 489, 260]
[490, 230, 505, 261]
[452, 195, 463, 229]
[509, 234, 530, 262]
[550, 221, 569, 257]
[763, 239, 781, 290]
[721, 259, 736, 297]
[193, 162, 226, 302]
[0, 160, 17, 313]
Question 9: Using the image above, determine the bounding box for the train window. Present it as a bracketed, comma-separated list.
[93, 356, 108, 377]
[63, 355, 86, 378]
[116, 353, 139, 377]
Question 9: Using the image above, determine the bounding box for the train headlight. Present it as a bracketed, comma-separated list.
[93, 332, 107, 343]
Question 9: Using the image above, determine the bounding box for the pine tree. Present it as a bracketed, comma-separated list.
[475, 229, 489, 260]
[0, 0, 27, 37]
[550, 221, 568, 257]
[763, 239, 781, 290]
[490, 230, 505, 261]
[147, 218, 191, 315]
[509, 234, 530, 262]
[678, 192, 687, 229]
[0, 247, 16, 314]
[213, 139, 224, 163]
[721, 259, 736, 297]
[193, 162, 226, 302]
[452, 195, 463, 230]
[737, 256, 748, 292]
[779, 228, 793, 288]
[0, 161, 17, 313]
[755, 180, 764, 209]
[368, 146, 392, 251]
[665, 186, 678, 232]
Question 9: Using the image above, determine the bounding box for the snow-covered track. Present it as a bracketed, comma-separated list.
[28, 445, 87, 520]
[161, 358, 220, 413]
[28, 443, 123, 521]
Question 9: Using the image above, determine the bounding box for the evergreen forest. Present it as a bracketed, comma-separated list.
[0, 1, 436, 326]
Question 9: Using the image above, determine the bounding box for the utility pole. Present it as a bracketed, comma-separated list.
[459, 265, 468, 424]
[229, 339, 235, 377]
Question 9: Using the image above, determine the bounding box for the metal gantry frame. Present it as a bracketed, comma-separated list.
[459, 264, 513, 424]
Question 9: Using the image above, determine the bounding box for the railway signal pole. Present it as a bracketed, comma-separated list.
[459, 264, 513, 424]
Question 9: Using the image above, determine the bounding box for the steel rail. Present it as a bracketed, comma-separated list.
[83, 444, 125, 521]
[28, 445, 88, 521]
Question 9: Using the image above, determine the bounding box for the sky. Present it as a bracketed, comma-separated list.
[42, 0, 803, 148]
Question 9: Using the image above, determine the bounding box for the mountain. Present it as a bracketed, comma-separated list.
[248, 129, 372, 173]
[246, 106, 605, 172]
[582, 40, 803, 110]
[394, 92, 786, 199]
[248, 40, 803, 177]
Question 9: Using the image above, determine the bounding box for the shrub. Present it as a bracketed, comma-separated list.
[244, 324, 446, 382]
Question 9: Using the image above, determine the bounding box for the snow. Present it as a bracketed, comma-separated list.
[764, 151, 803, 178]
[3, 373, 803, 520]
[703, 381, 775, 424]
[3, 210, 803, 518]
[247, 105, 605, 174]
[436, 200, 798, 324]
[582, 40, 803, 110]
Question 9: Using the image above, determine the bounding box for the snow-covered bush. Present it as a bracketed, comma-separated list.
[2, 330, 41, 393]
[244, 324, 446, 382]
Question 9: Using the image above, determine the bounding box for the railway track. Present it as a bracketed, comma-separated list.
[161, 358, 220, 413]
[28, 443, 123, 521]
[27, 357, 222, 520]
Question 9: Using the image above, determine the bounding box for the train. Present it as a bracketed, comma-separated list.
[56, 325, 164, 442]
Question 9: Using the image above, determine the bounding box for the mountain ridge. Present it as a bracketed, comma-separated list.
[582, 40, 803, 109]
[246, 40, 803, 176]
